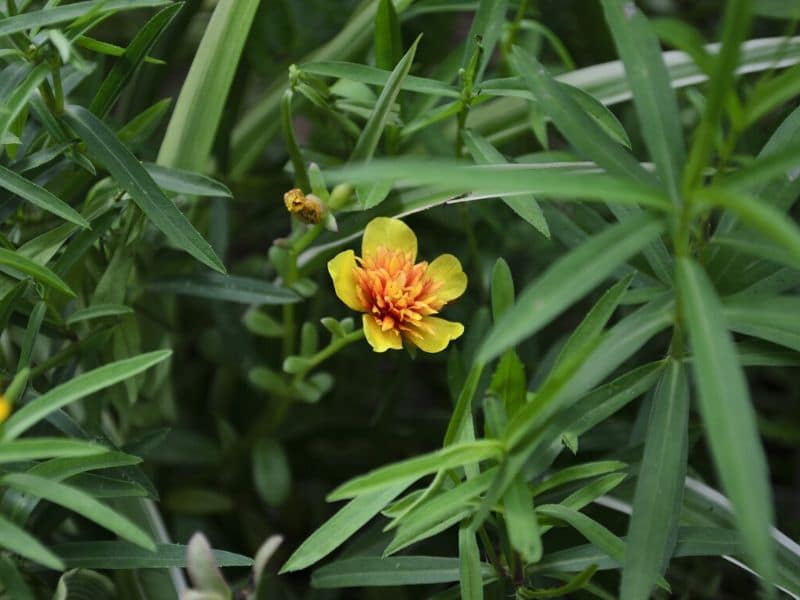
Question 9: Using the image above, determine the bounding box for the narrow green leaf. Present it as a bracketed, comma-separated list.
[723, 296, 800, 352]
[312, 556, 493, 588]
[63, 106, 225, 273]
[537, 504, 626, 565]
[553, 274, 633, 372]
[477, 213, 665, 364]
[0, 554, 35, 600]
[1, 473, 155, 550]
[530, 461, 628, 497]
[50, 541, 253, 569]
[602, 0, 686, 203]
[328, 159, 673, 209]
[509, 46, 656, 187]
[328, 440, 505, 501]
[701, 188, 800, 268]
[375, 0, 402, 71]
[157, 0, 260, 171]
[386, 470, 496, 555]
[89, 3, 180, 117]
[1, 350, 171, 440]
[0, 0, 171, 37]
[0, 515, 63, 570]
[299, 61, 459, 97]
[280, 483, 409, 573]
[351, 35, 420, 163]
[621, 360, 689, 600]
[463, 129, 549, 237]
[0, 64, 49, 143]
[745, 63, 800, 126]
[504, 474, 542, 563]
[682, 0, 753, 189]
[0, 164, 89, 228]
[0, 247, 76, 296]
[76, 36, 165, 64]
[459, 524, 484, 600]
[490, 257, 515, 320]
[148, 272, 300, 305]
[66, 303, 134, 325]
[676, 257, 776, 590]
[462, 0, 508, 82]
[0, 438, 108, 463]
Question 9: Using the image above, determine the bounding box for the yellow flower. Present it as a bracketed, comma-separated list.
[328, 217, 467, 353]
[0, 394, 10, 424]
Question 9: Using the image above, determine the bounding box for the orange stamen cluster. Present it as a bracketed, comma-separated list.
[354, 246, 444, 334]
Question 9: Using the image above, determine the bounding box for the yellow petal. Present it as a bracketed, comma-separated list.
[426, 254, 467, 303]
[362, 217, 417, 261]
[404, 316, 464, 353]
[363, 314, 403, 352]
[0, 395, 10, 424]
[328, 250, 364, 311]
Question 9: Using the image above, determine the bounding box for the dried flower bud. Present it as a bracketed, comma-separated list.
[283, 188, 323, 224]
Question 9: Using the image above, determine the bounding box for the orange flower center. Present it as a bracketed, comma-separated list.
[354, 246, 444, 332]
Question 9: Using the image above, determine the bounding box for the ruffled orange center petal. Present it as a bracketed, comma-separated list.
[354, 246, 447, 337]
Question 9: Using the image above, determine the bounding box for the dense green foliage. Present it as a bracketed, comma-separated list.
[1, 0, 800, 598]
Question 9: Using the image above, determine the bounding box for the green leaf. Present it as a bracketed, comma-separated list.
[143, 163, 232, 197]
[0, 247, 76, 296]
[0, 64, 49, 144]
[76, 36, 165, 64]
[462, 0, 508, 82]
[490, 257, 515, 320]
[477, 213, 665, 364]
[463, 129, 549, 237]
[351, 35, 420, 166]
[63, 106, 225, 273]
[701, 188, 800, 268]
[328, 159, 673, 210]
[0, 164, 89, 228]
[280, 483, 409, 573]
[553, 274, 633, 372]
[530, 461, 628, 497]
[0, 438, 108, 463]
[621, 360, 689, 600]
[537, 504, 626, 565]
[157, 0, 260, 171]
[385, 470, 496, 555]
[252, 438, 291, 507]
[0, 1, 171, 37]
[50, 541, 253, 569]
[0, 473, 155, 550]
[0, 554, 35, 600]
[66, 303, 134, 325]
[1, 350, 171, 440]
[0, 515, 63, 570]
[723, 296, 800, 352]
[459, 524, 484, 600]
[602, 0, 686, 204]
[682, 0, 753, 189]
[328, 440, 505, 501]
[299, 61, 459, 97]
[88, 3, 180, 117]
[311, 556, 494, 588]
[148, 272, 300, 305]
[745, 63, 800, 127]
[508, 47, 655, 187]
[488, 352, 526, 417]
[504, 474, 542, 563]
[375, 0, 402, 71]
[676, 257, 776, 590]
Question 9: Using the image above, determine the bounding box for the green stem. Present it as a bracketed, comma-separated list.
[294, 328, 365, 381]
